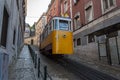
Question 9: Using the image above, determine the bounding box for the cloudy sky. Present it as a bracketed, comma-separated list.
[25, 0, 51, 26]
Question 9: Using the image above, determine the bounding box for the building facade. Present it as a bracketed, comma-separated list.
[24, 36, 36, 45]
[24, 24, 36, 45]
[38, 0, 120, 65]
[24, 23, 31, 38]
[46, 0, 61, 23]
[0, 0, 27, 71]
[60, 0, 72, 18]
[46, 0, 120, 65]
[35, 13, 47, 47]
[46, 0, 72, 22]
[73, 0, 120, 65]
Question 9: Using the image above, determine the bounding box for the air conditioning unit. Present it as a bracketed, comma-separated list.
[0, 47, 9, 80]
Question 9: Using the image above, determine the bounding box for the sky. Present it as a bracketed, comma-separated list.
[25, 0, 51, 26]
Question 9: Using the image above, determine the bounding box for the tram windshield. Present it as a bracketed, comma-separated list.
[59, 20, 69, 30]
[53, 18, 72, 31]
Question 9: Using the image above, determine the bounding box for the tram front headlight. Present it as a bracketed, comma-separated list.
[63, 34, 66, 38]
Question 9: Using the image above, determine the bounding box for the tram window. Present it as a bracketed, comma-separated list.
[45, 30, 47, 37]
[54, 19, 59, 30]
[47, 28, 48, 35]
[53, 20, 54, 30]
[47, 25, 49, 33]
[50, 22, 52, 31]
[48, 22, 50, 33]
[59, 20, 69, 30]
[69, 21, 71, 31]
[52, 20, 54, 30]
[43, 32, 44, 39]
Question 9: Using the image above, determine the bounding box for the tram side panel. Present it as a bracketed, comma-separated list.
[41, 32, 52, 52]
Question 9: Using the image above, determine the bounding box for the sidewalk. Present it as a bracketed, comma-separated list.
[8, 45, 36, 80]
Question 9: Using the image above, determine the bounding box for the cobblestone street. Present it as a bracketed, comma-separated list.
[8, 45, 36, 80]
[30, 46, 80, 80]
[8, 45, 80, 80]
[8, 45, 120, 80]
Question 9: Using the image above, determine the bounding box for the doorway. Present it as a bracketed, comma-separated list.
[107, 36, 120, 65]
[98, 32, 120, 65]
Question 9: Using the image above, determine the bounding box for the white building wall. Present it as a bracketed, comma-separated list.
[6, 0, 19, 63]
[0, 0, 25, 64]
[19, 0, 25, 48]
[0, 0, 5, 42]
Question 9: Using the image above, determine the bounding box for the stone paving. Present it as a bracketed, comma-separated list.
[9, 45, 120, 80]
[67, 54, 120, 80]
[8, 45, 36, 80]
[30, 45, 81, 80]
[31, 45, 120, 80]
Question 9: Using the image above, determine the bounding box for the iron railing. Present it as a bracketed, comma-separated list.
[28, 45, 52, 80]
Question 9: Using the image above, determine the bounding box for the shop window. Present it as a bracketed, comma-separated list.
[88, 34, 95, 43]
[74, 15, 81, 30]
[77, 38, 81, 46]
[85, 6, 93, 23]
[85, 1, 94, 23]
[73, 0, 79, 5]
[101, 0, 116, 13]
[64, 0, 68, 13]
[61, 4, 63, 16]
[1, 7, 9, 48]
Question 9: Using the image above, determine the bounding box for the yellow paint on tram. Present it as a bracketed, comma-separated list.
[41, 30, 73, 54]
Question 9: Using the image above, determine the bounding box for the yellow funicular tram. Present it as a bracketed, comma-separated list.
[40, 17, 73, 55]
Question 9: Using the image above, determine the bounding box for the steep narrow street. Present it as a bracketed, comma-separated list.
[0, 0, 120, 80]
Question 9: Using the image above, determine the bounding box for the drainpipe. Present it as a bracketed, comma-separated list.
[70, 0, 73, 31]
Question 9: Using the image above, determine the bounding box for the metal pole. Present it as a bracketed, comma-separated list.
[44, 66, 47, 80]
[38, 58, 40, 78]
[33, 50, 34, 62]
[97, 41, 101, 60]
[34, 54, 37, 68]
[33, 51, 34, 63]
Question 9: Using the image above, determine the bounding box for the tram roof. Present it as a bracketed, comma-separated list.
[52, 17, 71, 21]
